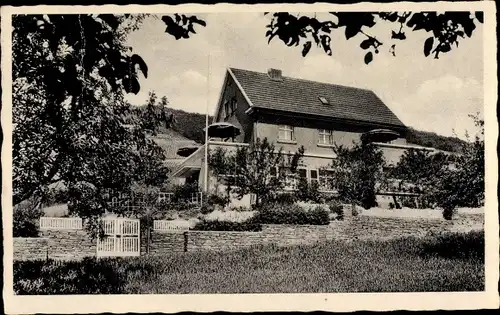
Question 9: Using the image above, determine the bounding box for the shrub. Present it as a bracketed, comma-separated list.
[389, 202, 395, 209]
[14, 258, 126, 294]
[267, 192, 297, 205]
[200, 204, 214, 215]
[227, 205, 252, 212]
[296, 178, 322, 203]
[328, 200, 344, 221]
[191, 219, 262, 232]
[401, 196, 417, 208]
[171, 182, 199, 203]
[254, 203, 329, 225]
[13, 199, 43, 237]
[442, 206, 455, 220]
[206, 194, 229, 207]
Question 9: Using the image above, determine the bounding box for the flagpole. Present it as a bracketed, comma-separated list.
[204, 55, 210, 194]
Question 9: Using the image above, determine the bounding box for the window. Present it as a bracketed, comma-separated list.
[298, 169, 307, 180]
[111, 196, 119, 208]
[191, 192, 200, 204]
[230, 97, 237, 114]
[310, 170, 318, 185]
[319, 96, 329, 105]
[319, 169, 336, 191]
[318, 129, 334, 145]
[224, 100, 230, 119]
[278, 125, 295, 141]
[223, 97, 237, 120]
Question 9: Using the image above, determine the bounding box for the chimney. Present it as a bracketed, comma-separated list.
[267, 68, 283, 81]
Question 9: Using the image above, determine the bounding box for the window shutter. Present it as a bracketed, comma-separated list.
[299, 169, 307, 178]
[292, 126, 296, 141]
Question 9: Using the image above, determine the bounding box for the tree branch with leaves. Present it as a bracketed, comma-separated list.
[208, 138, 305, 207]
[264, 11, 483, 64]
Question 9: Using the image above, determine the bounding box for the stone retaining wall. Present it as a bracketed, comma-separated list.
[39, 230, 96, 260]
[13, 238, 49, 261]
[13, 213, 485, 260]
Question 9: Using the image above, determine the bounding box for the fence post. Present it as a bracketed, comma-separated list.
[183, 231, 188, 252]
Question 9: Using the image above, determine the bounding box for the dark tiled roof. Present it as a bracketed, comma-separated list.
[229, 68, 406, 128]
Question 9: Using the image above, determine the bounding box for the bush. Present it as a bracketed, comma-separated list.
[328, 200, 344, 220]
[13, 199, 43, 237]
[401, 196, 417, 208]
[200, 204, 214, 215]
[442, 206, 455, 220]
[296, 178, 322, 203]
[14, 258, 126, 294]
[206, 194, 229, 207]
[254, 203, 329, 225]
[227, 205, 252, 212]
[421, 230, 484, 260]
[267, 192, 297, 205]
[191, 219, 262, 232]
[171, 182, 199, 203]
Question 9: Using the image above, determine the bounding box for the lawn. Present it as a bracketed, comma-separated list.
[14, 230, 484, 294]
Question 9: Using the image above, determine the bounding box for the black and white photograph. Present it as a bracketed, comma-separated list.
[1, 2, 498, 313]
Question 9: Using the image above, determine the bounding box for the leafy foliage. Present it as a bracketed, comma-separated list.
[12, 14, 205, 233]
[385, 149, 450, 197]
[389, 115, 484, 219]
[296, 177, 322, 203]
[14, 257, 126, 294]
[430, 115, 484, 218]
[329, 143, 386, 209]
[161, 14, 206, 40]
[265, 12, 483, 64]
[208, 137, 305, 206]
[328, 200, 344, 221]
[254, 203, 330, 225]
[13, 199, 43, 237]
[191, 219, 262, 232]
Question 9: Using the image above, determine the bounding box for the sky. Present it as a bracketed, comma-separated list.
[125, 13, 484, 139]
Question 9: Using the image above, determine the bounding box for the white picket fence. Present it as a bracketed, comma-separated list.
[97, 218, 141, 257]
[40, 217, 83, 230]
[153, 220, 191, 231]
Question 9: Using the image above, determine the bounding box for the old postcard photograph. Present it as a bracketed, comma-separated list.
[1, 1, 498, 314]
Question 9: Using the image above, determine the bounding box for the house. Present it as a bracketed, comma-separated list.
[172, 67, 438, 207]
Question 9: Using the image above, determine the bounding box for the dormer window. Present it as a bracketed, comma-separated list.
[319, 97, 329, 105]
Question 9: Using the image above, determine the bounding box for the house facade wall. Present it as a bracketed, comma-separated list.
[254, 113, 407, 155]
[216, 73, 254, 143]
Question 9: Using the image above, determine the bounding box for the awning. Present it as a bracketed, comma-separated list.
[361, 129, 400, 143]
[204, 122, 241, 139]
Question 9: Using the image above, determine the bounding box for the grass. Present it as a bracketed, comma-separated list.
[14, 230, 484, 294]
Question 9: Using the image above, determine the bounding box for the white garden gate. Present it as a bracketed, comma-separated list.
[97, 218, 140, 257]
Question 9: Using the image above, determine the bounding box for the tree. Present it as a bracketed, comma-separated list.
[12, 14, 205, 233]
[264, 11, 483, 64]
[329, 142, 386, 209]
[431, 114, 484, 219]
[388, 149, 450, 193]
[208, 138, 305, 207]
